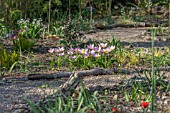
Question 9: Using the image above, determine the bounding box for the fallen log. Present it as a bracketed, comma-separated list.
[27, 68, 113, 80]
[112, 66, 170, 74]
[94, 22, 162, 29]
[111, 22, 149, 28]
[27, 66, 170, 80]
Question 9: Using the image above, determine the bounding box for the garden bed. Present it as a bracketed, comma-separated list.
[0, 27, 170, 113]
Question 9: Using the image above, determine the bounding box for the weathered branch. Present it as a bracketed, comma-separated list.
[95, 22, 161, 30]
[50, 72, 81, 98]
[112, 66, 170, 74]
[27, 68, 113, 80]
[25, 72, 82, 112]
[27, 66, 170, 80]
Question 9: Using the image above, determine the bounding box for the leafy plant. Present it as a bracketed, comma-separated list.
[59, 17, 89, 47]
[53, 26, 65, 37]
[143, 70, 168, 91]
[106, 34, 122, 49]
[124, 78, 151, 103]
[0, 48, 20, 69]
[0, 18, 8, 38]
[154, 0, 168, 7]
[155, 25, 165, 36]
[17, 18, 43, 39]
[25, 80, 117, 113]
[137, 0, 153, 15]
[116, 49, 128, 67]
[163, 49, 170, 66]
[12, 34, 35, 52]
[48, 41, 119, 71]
[17, 55, 31, 72]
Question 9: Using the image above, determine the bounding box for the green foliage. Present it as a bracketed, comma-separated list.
[53, 26, 65, 37]
[155, 25, 165, 36]
[154, 0, 168, 7]
[25, 80, 115, 113]
[59, 18, 89, 47]
[124, 77, 151, 103]
[66, 48, 117, 70]
[0, 48, 20, 69]
[0, 0, 167, 29]
[0, 18, 8, 38]
[163, 47, 170, 66]
[17, 18, 43, 39]
[138, 0, 152, 14]
[9, 10, 22, 27]
[143, 70, 169, 91]
[12, 34, 35, 52]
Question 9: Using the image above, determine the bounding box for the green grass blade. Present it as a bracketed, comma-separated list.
[8, 62, 17, 74]
[24, 98, 40, 113]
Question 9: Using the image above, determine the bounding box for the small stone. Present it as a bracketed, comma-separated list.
[72, 92, 79, 98]
[164, 99, 169, 104]
[113, 94, 118, 100]
[145, 36, 151, 41]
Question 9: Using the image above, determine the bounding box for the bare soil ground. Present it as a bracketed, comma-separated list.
[0, 73, 169, 113]
[85, 27, 170, 48]
[0, 27, 170, 113]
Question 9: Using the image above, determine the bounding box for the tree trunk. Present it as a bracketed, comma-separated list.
[169, 0, 170, 32]
[69, 0, 71, 22]
[79, 0, 82, 18]
[90, 1, 93, 28]
[106, 0, 108, 12]
[25, 1, 27, 19]
[48, 0, 51, 33]
[108, 0, 112, 16]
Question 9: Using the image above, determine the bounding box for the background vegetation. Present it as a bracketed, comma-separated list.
[0, 0, 168, 28]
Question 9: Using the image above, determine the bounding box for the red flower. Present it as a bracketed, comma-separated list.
[112, 107, 120, 113]
[142, 101, 149, 108]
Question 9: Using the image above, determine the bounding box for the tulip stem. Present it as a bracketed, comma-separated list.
[151, 28, 157, 113]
